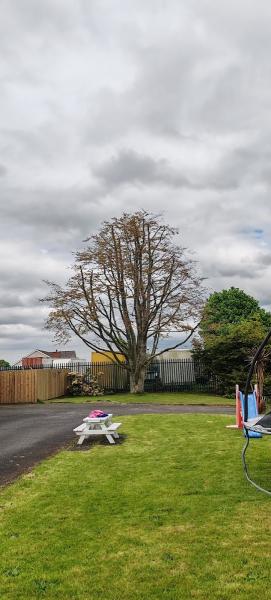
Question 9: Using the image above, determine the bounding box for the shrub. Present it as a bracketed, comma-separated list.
[67, 370, 104, 396]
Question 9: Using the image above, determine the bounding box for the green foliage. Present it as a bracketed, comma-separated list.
[49, 391, 233, 405]
[200, 287, 270, 335]
[196, 288, 271, 393]
[0, 359, 10, 368]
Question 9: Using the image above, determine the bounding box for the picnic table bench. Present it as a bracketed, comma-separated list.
[73, 414, 122, 445]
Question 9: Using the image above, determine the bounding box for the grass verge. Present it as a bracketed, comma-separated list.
[50, 391, 233, 406]
[0, 414, 270, 599]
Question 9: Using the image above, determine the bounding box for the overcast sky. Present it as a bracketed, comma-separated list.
[1, 0, 271, 363]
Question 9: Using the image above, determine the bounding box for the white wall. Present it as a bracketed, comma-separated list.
[157, 349, 192, 360]
[155, 349, 195, 384]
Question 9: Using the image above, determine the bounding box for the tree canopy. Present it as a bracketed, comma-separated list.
[195, 287, 271, 394]
[0, 359, 10, 369]
[44, 210, 204, 392]
[200, 286, 269, 334]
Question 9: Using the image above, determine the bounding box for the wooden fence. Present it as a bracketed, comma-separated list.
[0, 369, 68, 404]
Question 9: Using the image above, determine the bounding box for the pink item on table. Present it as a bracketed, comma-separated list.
[88, 410, 108, 418]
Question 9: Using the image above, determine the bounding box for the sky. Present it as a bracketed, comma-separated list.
[1, 0, 271, 364]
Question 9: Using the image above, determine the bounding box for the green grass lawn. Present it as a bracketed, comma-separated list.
[50, 391, 234, 406]
[1, 414, 271, 599]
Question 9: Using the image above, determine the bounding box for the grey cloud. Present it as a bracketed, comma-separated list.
[260, 253, 271, 267]
[93, 149, 190, 188]
[0, 186, 108, 248]
[1, 0, 271, 361]
[207, 247, 271, 281]
[0, 264, 57, 294]
[1, 128, 59, 164]
[85, 31, 240, 144]
[217, 266, 258, 279]
[93, 149, 243, 192]
[85, 24, 217, 144]
[0, 0, 78, 43]
[0, 308, 45, 328]
[0, 294, 25, 308]
[199, 135, 271, 191]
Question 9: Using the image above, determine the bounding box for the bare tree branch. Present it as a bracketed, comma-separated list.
[42, 210, 205, 392]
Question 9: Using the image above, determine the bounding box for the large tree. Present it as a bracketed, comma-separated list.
[44, 211, 204, 393]
[194, 287, 271, 394]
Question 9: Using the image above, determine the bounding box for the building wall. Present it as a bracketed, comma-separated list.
[22, 357, 43, 368]
[154, 349, 194, 384]
[18, 352, 53, 368]
[53, 358, 86, 367]
[91, 350, 192, 363]
[91, 351, 126, 363]
[16, 350, 77, 368]
[156, 349, 192, 360]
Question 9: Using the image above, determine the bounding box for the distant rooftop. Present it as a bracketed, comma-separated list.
[37, 350, 77, 359]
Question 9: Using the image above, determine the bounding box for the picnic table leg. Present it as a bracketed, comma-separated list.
[77, 423, 92, 445]
[77, 434, 86, 445]
[99, 423, 115, 444]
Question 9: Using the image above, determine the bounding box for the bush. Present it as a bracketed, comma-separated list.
[67, 370, 104, 396]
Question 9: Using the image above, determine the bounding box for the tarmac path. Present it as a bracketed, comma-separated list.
[0, 402, 234, 485]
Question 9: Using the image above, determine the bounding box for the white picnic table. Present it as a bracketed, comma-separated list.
[73, 413, 122, 445]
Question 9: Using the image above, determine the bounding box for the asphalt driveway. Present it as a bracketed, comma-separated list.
[0, 402, 234, 486]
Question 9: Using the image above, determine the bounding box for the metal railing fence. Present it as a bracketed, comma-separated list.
[1, 359, 223, 394]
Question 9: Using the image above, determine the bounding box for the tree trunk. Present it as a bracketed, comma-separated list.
[130, 367, 146, 393]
